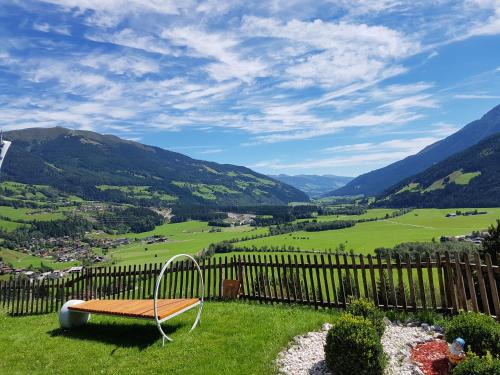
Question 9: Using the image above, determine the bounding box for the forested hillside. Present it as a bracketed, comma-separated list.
[329, 104, 500, 197]
[378, 133, 500, 207]
[1, 127, 308, 206]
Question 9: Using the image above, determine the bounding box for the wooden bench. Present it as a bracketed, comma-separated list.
[59, 254, 204, 346]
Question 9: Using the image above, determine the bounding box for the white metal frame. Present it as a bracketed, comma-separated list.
[154, 253, 204, 346]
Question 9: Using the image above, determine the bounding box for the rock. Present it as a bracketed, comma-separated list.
[421, 323, 429, 331]
[433, 325, 444, 333]
[321, 323, 332, 332]
[276, 322, 433, 375]
[383, 317, 392, 326]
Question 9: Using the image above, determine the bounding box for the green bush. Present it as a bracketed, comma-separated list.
[346, 298, 385, 336]
[452, 352, 500, 375]
[414, 309, 443, 325]
[445, 312, 500, 355]
[325, 313, 386, 375]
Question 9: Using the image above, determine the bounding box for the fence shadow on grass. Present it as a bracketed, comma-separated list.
[48, 321, 184, 349]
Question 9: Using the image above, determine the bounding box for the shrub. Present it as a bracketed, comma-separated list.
[414, 309, 443, 325]
[445, 312, 500, 355]
[346, 298, 385, 337]
[452, 352, 500, 375]
[325, 313, 386, 375]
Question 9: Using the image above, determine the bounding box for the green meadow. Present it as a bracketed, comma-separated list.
[238, 208, 500, 254]
[0, 247, 79, 270]
[94, 221, 268, 266]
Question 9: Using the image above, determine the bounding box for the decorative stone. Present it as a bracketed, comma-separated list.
[321, 323, 332, 331]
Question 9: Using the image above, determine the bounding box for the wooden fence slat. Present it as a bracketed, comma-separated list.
[328, 254, 338, 307]
[276, 255, 284, 302]
[271, 256, 278, 303]
[395, 254, 407, 311]
[386, 255, 397, 307]
[292, 255, 299, 302]
[377, 255, 388, 309]
[300, 255, 310, 305]
[351, 254, 360, 300]
[415, 253, 426, 310]
[367, 255, 378, 306]
[343, 254, 353, 303]
[359, 255, 369, 300]
[484, 254, 500, 320]
[335, 254, 345, 306]
[463, 253, 478, 312]
[435, 252, 447, 311]
[404, 254, 416, 310]
[443, 252, 457, 313]
[425, 253, 437, 310]
[453, 253, 468, 312]
[321, 254, 331, 307]
[474, 253, 490, 314]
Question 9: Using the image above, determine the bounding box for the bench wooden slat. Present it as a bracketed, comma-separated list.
[68, 299, 199, 320]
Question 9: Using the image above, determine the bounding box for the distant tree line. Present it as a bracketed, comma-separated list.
[269, 220, 355, 235]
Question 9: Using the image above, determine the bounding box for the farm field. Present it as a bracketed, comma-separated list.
[0, 302, 334, 375]
[238, 208, 500, 254]
[297, 208, 397, 222]
[0, 205, 70, 221]
[0, 218, 24, 232]
[0, 247, 79, 270]
[95, 221, 268, 266]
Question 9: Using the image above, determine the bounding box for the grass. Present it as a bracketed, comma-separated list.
[94, 221, 268, 266]
[0, 248, 79, 270]
[0, 219, 25, 232]
[0, 206, 70, 221]
[0, 302, 334, 375]
[238, 208, 500, 253]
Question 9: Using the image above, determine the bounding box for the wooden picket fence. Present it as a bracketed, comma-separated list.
[1, 252, 499, 319]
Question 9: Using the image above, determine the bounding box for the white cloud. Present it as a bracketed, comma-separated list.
[33, 22, 71, 36]
[240, 16, 418, 88]
[41, 0, 185, 27]
[454, 93, 500, 99]
[80, 54, 159, 77]
[161, 27, 268, 83]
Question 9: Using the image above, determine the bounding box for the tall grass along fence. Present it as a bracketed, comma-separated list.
[1, 252, 499, 320]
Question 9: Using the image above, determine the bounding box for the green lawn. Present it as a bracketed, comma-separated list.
[0, 302, 334, 375]
[239, 208, 500, 253]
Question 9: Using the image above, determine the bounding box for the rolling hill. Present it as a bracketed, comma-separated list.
[1, 127, 308, 206]
[268, 174, 353, 198]
[378, 133, 500, 207]
[328, 104, 500, 197]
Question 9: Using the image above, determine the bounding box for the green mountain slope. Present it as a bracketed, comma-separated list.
[329, 104, 500, 197]
[1, 127, 308, 206]
[378, 133, 500, 207]
[268, 174, 353, 198]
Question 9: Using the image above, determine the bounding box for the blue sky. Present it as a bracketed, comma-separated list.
[1, 1, 500, 177]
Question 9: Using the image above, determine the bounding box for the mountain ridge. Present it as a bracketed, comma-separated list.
[268, 174, 353, 198]
[378, 132, 500, 207]
[1, 127, 309, 206]
[328, 104, 500, 197]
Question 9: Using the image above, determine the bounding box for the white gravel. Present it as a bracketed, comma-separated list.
[276, 321, 443, 375]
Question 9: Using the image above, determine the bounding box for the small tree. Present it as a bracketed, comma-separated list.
[482, 219, 500, 264]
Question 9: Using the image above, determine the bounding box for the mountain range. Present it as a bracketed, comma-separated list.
[378, 132, 500, 207]
[268, 174, 353, 198]
[329, 104, 500, 197]
[1, 127, 308, 206]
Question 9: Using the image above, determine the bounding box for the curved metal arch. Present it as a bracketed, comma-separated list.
[153, 253, 204, 345]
